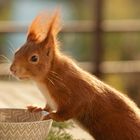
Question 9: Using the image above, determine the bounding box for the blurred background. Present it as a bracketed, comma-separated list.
[0, 0, 140, 139]
[0, 0, 140, 111]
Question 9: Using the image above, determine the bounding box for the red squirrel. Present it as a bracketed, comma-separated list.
[10, 10, 140, 140]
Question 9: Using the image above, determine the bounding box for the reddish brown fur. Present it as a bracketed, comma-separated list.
[10, 11, 140, 140]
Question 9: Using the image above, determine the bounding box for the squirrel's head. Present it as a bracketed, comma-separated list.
[10, 10, 61, 81]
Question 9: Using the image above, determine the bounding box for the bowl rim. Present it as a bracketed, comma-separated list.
[0, 108, 52, 125]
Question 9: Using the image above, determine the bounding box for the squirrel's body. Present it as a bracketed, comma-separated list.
[10, 11, 140, 140]
[37, 54, 140, 140]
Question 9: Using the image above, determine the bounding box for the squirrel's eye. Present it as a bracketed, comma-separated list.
[30, 55, 39, 63]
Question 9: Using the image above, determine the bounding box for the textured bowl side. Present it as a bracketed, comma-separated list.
[0, 120, 52, 140]
[0, 109, 52, 140]
[0, 109, 41, 122]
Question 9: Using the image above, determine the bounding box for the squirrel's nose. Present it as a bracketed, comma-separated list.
[10, 64, 17, 74]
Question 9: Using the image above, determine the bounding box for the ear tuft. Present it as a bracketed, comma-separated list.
[27, 12, 48, 43]
[27, 9, 61, 43]
[48, 9, 61, 36]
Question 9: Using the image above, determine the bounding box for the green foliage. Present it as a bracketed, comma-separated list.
[47, 121, 74, 140]
[47, 129, 73, 140]
[52, 121, 74, 130]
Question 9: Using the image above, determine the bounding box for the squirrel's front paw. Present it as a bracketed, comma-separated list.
[27, 105, 43, 112]
[42, 112, 66, 122]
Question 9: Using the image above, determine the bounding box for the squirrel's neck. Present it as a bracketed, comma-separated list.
[48, 53, 80, 81]
[38, 53, 77, 103]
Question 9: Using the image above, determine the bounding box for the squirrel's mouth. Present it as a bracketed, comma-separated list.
[17, 73, 30, 80]
[11, 72, 29, 80]
[18, 76, 29, 80]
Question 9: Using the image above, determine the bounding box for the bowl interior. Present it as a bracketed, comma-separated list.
[0, 109, 44, 123]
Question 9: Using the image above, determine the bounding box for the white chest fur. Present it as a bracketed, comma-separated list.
[36, 83, 57, 111]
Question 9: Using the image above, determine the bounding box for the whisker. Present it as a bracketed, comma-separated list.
[50, 75, 65, 87]
[6, 40, 16, 54]
[7, 47, 14, 55]
[0, 55, 11, 63]
[47, 77, 55, 86]
[50, 71, 63, 81]
[49, 70, 72, 95]
[0, 60, 9, 63]
[50, 73, 62, 81]
[50, 72, 70, 89]
[49, 71, 65, 85]
[50, 71, 60, 76]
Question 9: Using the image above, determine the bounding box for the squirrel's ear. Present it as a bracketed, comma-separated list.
[41, 9, 61, 51]
[27, 10, 61, 44]
[27, 12, 48, 43]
